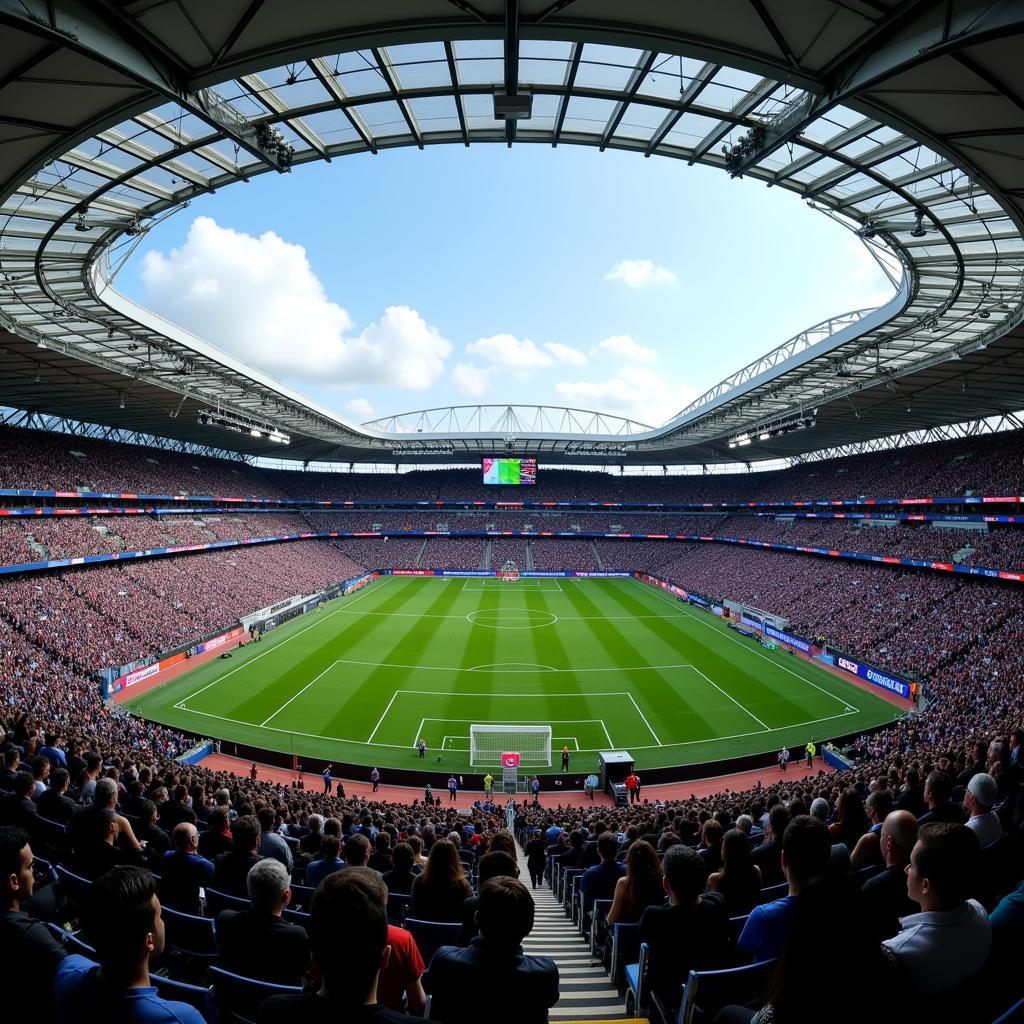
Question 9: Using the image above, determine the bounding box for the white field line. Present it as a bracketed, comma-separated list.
[174, 575, 390, 711]
[335, 608, 669, 621]
[687, 666, 770, 732]
[630, 577, 858, 713]
[320, 659, 694, 676]
[368, 689, 402, 743]
[599, 720, 613, 747]
[625, 694, 662, 746]
[170, 703, 860, 753]
[260, 661, 338, 727]
[390, 688, 644, 697]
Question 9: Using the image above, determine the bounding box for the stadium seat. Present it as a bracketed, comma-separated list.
[45, 922, 96, 958]
[728, 914, 749, 949]
[675, 958, 776, 1024]
[387, 891, 411, 923]
[204, 887, 250, 917]
[992, 998, 1024, 1023]
[589, 898, 612, 955]
[288, 882, 316, 910]
[404, 917, 462, 964]
[53, 864, 92, 913]
[624, 942, 649, 1016]
[161, 905, 219, 961]
[150, 974, 218, 1024]
[609, 922, 641, 986]
[209, 965, 301, 1024]
[754, 881, 788, 905]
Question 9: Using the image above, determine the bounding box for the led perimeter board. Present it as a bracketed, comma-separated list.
[482, 458, 537, 485]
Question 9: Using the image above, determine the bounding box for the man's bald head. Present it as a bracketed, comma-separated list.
[172, 822, 199, 853]
[880, 810, 918, 867]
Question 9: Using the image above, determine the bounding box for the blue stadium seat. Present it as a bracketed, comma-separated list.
[45, 922, 96, 958]
[754, 881, 788, 905]
[161, 905, 218, 959]
[150, 974, 218, 1024]
[288, 882, 316, 910]
[675, 958, 776, 1024]
[282, 906, 312, 935]
[387, 891, 411, 923]
[210, 965, 301, 1024]
[53, 863, 92, 912]
[609, 921, 641, 985]
[993, 998, 1024, 1023]
[404, 917, 462, 964]
[589, 898, 612, 955]
[624, 941, 649, 1016]
[204, 887, 250, 917]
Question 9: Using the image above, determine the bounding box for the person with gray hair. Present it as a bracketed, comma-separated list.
[216, 858, 310, 985]
[809, 797, 830, 824]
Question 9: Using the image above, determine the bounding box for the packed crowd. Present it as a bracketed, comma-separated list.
[4, 424, 1024, 505]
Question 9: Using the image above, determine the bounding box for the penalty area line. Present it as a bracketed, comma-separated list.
[625, 694, 662, 746]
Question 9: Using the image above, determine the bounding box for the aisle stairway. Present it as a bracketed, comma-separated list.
[517, 851, 629, 1020]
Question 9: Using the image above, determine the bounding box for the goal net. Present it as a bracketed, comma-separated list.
[469, 724, 551, 766]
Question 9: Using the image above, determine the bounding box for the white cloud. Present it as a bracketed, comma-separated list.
[595, 334, 658, 363]
[604, 259, 676, 288]
[451, 361, 493, 397]
[465, 333, 586, 371]
[554, 365, 697, 427]
[140, 216, 451, 389]
[544, 341, 588, 367]
[344, 397, 375, 421]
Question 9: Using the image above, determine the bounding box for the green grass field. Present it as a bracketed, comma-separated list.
[124, 575, 903, 772]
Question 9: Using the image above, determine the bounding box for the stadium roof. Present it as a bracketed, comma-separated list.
[1, 1, 1023, 465]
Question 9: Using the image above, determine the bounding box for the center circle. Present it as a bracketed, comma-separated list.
[467, 608, 557, 629]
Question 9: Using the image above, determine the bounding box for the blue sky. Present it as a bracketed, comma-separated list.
[117, 142, 894, 427]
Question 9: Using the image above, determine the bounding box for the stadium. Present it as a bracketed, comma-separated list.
[1, 1, 1024, 1021]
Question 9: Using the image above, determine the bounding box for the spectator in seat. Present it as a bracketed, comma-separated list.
[850, 790, 894, 868]
[697, 818, 724, 875]
[956, 741, 988, 789]
[198, 807, 232, 859]
[458, 850, 519, 945]
[739, 815, 831, 963]
[828, 788, 869, 851]
[639, 844, 730, 1019]
[159, 822, 214, 914]
[382, 841, 417, 897]
[578, 831, 625, 929]
[55, 865, 206, 1024]
[257, 805, 293, 872]
[708, 828, 762, 915]
[1, 770, 38, 830]
[257, 867, 429, 1024]
[306, 834, 345, 888]
[719, 872, 899, 1024]
[410, 839, 471, 923]
[606, 839, 664, 926]
[917, 770, 966, 825]
[883, 822, 991, 996]
[963, 772, 1002, 848]
[368, 830, 394, 873]
[752, 804, 790, 887]
[216, 858, 309, 985]
[73, 808, 144, 880]
[36, 767, 74, 825]
[860, 810, 919, 940]
[424, 876, 558, 1024]
[0, 825, 67, 1021]
[158, 784, 196, 832]
[300, 814, 324, 858]
[135, 800, 171, 869]
[363, 865, 427, 1015]
[214, 813, 260, 897]
[70, 778, 142, 861]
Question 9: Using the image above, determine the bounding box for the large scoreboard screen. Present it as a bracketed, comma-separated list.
[482, 458, 537, 486]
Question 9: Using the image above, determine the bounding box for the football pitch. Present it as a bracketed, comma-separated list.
[124, 575, 903, 772]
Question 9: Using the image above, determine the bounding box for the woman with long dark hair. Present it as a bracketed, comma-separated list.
[828, 788, 870, 850]
[606, 840, 664, 926]
[707, 828, 762, 915]
[410, 839, 472, 921]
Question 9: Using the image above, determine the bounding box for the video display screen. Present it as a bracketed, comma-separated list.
[482, 458, 537, 485]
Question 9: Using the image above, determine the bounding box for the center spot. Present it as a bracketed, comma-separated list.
[467, 608, 557, 629]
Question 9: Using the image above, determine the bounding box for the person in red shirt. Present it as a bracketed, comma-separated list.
[625, 773, 639, 804]
[365, 869, 426, 1013]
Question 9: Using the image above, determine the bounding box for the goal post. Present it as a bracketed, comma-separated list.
[469, 724, 552, 766]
